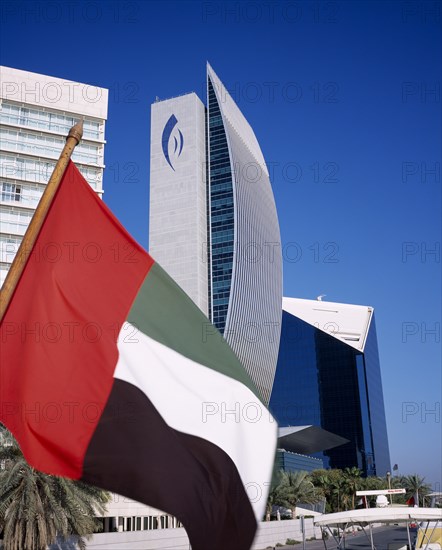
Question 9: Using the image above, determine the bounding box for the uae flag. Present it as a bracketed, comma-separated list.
[0, 162, 277, 550]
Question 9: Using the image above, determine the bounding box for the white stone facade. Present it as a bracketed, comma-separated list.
[149, 93, 209, 316]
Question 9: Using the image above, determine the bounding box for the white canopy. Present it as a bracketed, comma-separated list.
[314, 507, 442, 526]
[278, 425, 348, 454]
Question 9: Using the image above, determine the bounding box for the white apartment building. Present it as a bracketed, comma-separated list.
[0, 66, 108, 286]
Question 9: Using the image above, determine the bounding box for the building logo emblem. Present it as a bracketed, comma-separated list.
[162, 114, 184, 171]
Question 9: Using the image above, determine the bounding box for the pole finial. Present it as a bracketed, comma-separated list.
[67, 119, 83, 144]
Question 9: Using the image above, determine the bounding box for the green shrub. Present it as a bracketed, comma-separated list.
[285, 538, 300, 545]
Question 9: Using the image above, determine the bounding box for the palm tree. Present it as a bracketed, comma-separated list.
[264, 471, 287, 521]
[279, 471, 322, 516]
[403, 474, 431, 507]
[343, 467, 362, 509]
[359, 475, 389, 507]
[331, 476, 346, 512]
[362, 475, 385, 491]
[311, 468, 346, 513]
[311, 472, 330, 508]
[0, 432, 110, 550]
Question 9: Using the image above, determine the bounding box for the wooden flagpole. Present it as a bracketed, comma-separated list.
[0, 120, 84, 321]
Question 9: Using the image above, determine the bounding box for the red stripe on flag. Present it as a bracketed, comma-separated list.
[0, 161, 153, 478]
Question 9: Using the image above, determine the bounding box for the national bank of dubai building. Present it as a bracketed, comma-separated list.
[149, 64, 282, 403]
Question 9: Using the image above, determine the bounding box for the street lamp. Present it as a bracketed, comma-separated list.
[386, 471, 392, 505]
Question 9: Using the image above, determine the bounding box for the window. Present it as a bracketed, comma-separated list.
[19, 108, 29, 125]
[0, 236, 22, 263]
[1, 183, 21, 202]
[0, 101, 103, 140]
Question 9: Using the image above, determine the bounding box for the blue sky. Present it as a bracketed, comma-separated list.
[2, 1, 441, 487]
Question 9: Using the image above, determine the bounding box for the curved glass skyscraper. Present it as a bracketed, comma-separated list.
[150, 64, 282, 403]
[207, 65, 282, 402]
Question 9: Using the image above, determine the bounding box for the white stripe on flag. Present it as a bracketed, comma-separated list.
[114, 322, 277, 520]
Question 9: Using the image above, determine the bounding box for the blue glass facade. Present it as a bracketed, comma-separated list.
[207, 76, 235, 333]
[275, 449, 323, 473]
[362, 319, 391, 475]
[270, 312, 322, 429]
[269, 312, 390, 476]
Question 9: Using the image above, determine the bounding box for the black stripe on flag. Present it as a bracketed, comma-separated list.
[81, 378, 257, 550]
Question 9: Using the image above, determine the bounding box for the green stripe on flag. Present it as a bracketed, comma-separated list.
[127, 262, 262, 402]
